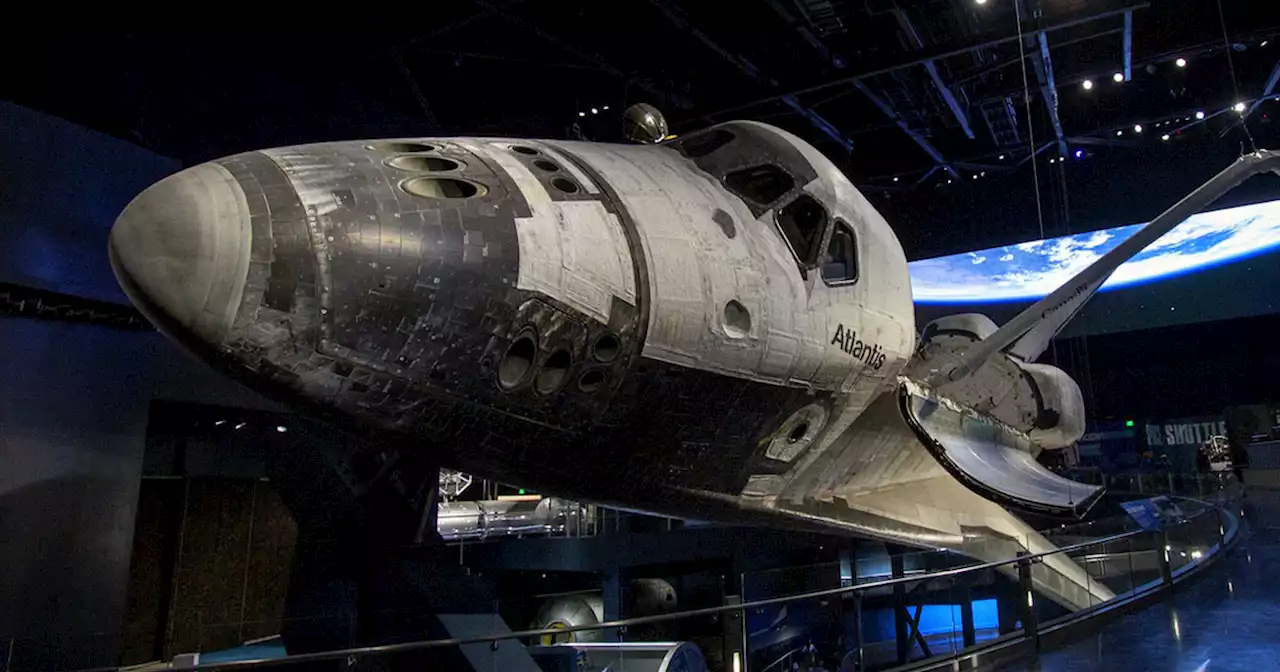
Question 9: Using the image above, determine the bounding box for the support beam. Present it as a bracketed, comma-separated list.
[471, 0, 690, 109]
[913, 165, 942, 186]
[1246, 59, 1280, 117]
[696, 2, 1148, 121]
[1015, 142, 1055, 168]
[380, 9, 501, 57]
[761, 0, 844, 69]
[1036, 33, 1069, 157]
[1066, 135, 1140, 148]
[953, 160, 1015, 172]
[646, 0, 854, 150]
[894, 10, 975, 139]
[1123, 11, 1134, 82]
[394, 55, 439, 129]
[854, 81, 958, 178]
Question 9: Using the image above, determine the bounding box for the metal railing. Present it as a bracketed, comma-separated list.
[72, 490, 1241, 672]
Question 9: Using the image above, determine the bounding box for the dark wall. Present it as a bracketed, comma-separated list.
[121, 478, 296, 664]
[1048, 312, 1280, 422]
[0, 101, 178, 304]
[0, 317, 275, 670]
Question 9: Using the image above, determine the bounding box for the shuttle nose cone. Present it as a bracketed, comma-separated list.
[109, 162, 252, 344]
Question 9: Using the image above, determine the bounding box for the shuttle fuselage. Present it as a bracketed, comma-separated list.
[111, 121, 916, 517]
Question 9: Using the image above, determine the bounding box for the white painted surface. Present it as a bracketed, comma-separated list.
[462, 140, 635, 324]
[547, 123, 916, 392]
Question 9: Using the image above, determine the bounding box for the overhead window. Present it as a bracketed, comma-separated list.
[776, 195, 828, 266]
[821, 219, 858, 285]
[723, 164, 794, 208]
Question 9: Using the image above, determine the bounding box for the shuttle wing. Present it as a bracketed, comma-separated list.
[939, 149, 1280, 382]
[753, 389, 1113, 610]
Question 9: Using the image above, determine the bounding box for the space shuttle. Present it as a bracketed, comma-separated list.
[108, 107, 1279, 610]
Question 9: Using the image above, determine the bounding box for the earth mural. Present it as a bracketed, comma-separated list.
[908, 200, 1280, 303]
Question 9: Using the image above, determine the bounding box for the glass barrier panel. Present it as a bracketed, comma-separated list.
[91, 496, 1243, 672]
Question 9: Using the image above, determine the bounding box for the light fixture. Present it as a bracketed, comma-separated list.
[947, 179, 953, 184]
[973, 174, 978, 179]
[214, 420, 227, 426]
[1234, 102, 1247, 113]
[975, 0, 987, 4]
[980, 171, 986, 176]
[1048, 158, 1056, 164]
[1134, 124, 1143, 133]
[893, 176, 899, 182]
[602, 105, 610, 111]
[1195, 110, 1205, 120]
[591, 107, 599, 114]
[578, 111, 586, 117]
[1074, 149, 1084, 158]
[998, 154, 1006, 160]
[1116, 130, 1124, 136]
[1263, 40, 1270, 47]
[276, 425, 288, 433]
[1162, 134, 1170, 141]
[1113, 72, 1125, 83]
[1175, 57, 1187, 68]
[1082, 79, 1094, 91]
[234, 422, 247, 430]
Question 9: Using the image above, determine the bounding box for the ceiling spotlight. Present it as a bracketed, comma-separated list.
[1195, 110, 1205, 119]
[234, 422, 247, 430]
[591, 107, 599, 115]
[1116, 130, 1124, 136]
[1074, 149, 1084, 159]
[1082, 79, 1094, 91]
[578, 111, 586, 117]
[1161, 134, 1170, 141]
[1048, 158, 1056, 164]
[1234, 102, 1247, 113]
[1263, 40, 1270, 47]
[947, 179, 953, 184]
[1175, 57, 1187, 68]
[276, 425, 288, 433]
[893, 177, 900, 182]
[602, 105, 610, 111]
[980, 171, 986, 176]
[998, 154, 1006, 160]
[972, 174, 979, 179]
[975, 0, 987, 4]
[1113, 72, 1125, 83]
[1134, 124, 1143, 133]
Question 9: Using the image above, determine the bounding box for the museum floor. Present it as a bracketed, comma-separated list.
[996, 490, 1280, 672]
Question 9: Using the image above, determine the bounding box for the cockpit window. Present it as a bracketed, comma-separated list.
[776, 195, 828, 266]
[821, 219, 858, 285]
[678, 129, 734, 158]
[724, 164, 794, 208]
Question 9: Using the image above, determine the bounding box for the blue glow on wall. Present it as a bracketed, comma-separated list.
[860, 599, 998, 642]
[914, 599, 998, 635]
[908, 199, 1280, 304]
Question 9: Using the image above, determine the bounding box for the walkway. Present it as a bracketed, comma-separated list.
[996, 492, 1280, 672]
